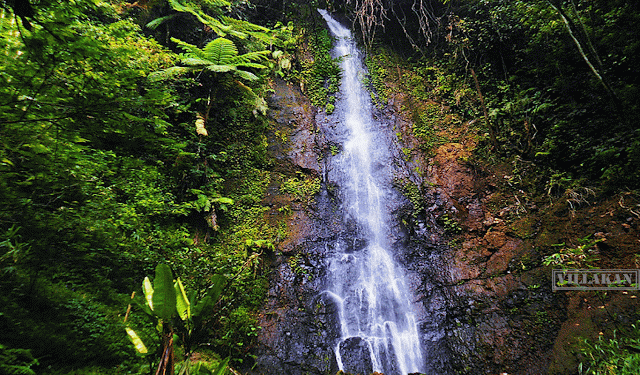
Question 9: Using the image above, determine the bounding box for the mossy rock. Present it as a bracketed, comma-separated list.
[535, 228, 563, 250]
[508, 216, 537, 239]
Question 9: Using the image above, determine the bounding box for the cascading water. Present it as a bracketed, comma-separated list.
[318, 10, 425, 375]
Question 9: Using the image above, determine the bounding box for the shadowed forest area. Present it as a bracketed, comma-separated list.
[0, 0, 638, 374]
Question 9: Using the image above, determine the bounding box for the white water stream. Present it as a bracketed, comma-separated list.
[318, 10, 425, 375]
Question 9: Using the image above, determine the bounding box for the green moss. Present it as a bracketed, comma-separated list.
[438, 213, 463, 234]
[301, 28, 341, 112]
[280, 172, 321, 202]
[365, 51, 390, 108]
[536, 228, 561, 248]
[288, 252, 312, 280]
[401, 147, 412, 160]
[330, 144, 340, 156]
[509, 216, 536, 239]
[397, 179, 424, 217]
[326, 103, 335, 114]
[411, 102, 447, 154]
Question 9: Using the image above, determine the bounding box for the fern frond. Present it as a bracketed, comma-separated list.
[203, 38, 238, 65]
[233, 70, 259, 81]
[168, 0, 226, 36]
[221, 16, 271, 33]
[199, 13, 234, 37]
[230, 50, 270, 64]
[168, 0, 195, 14]
[247, 31, 276, 46]
[224, 28, 248, 39]
[145, 14, 179, 30]
[180, 58, 214, 67]
[171, 37, 206, 59]
[234, 62, 267, 70]
[199, 0, 231, 8]
[205, 65, 236, 73]
[147, 66, 193, 82]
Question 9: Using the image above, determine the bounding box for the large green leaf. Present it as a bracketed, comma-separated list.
[152, 264, 177, 320]
[174, 278, 191, 321]
[191, 295, 213, 319]
[125, 327, 148, 354]
[142, 276, 154, 310]
[171, 37, 206, 59]
[180, 58, 215, 68]
[233, 70, 259, 81]
[221, 16, 270, 32]
[200, 0, 231, 7]
[207, 274, 226, 305]
[230, 50, 270, 64]
[205, 64, 236, 73]
[235, 62, 268, 70]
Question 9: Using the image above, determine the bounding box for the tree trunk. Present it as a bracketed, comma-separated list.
[155, 324, 175, 375]
[471, 69, 499, 151]
[548, 0, 621, 110]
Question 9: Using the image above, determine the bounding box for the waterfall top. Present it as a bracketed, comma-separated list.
[317, 9, 352, 38]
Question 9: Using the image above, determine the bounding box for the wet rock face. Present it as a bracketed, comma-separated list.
[254, 77, 456, 374]
[252, 80, 341, 374]
[256, 73, 568, 374]
[406, 130, 566, 374]
[254, 238, 340, 375]
[339, 337, 374, 375]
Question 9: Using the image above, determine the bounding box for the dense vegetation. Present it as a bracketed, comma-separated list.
[0, 0, 298, 373]
[1, 0, 638, 374]
[340, 0, 639, 191]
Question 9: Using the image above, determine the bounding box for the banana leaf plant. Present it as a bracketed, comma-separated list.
[125, 264, 228, 375]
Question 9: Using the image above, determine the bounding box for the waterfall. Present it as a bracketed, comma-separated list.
[318, 9, 425, 375]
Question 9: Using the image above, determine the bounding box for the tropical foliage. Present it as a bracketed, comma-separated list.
[148, 37, 269, 82]
[0, 0, 286, 373]
[1, 0, 638, 373]
[125, 263, 229, 374]
[338, 0, 639, 189]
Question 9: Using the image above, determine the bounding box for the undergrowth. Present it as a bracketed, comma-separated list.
[300, 26, 341, 112]
[578, 322, 640, 375]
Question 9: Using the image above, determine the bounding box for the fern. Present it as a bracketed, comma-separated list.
[180, 58, 217, 68]
[148, 0, 273, 43]
[233, 70, 259, 81]
[234, 62, 268, 70]
[231, 50, 270, 64]
[199, 0, 231, 7]
[145, 14, 179, 30]
[171, 37, 206, 59]
[165, 0, 246, 38]
[221, 16, 270, 33]
[205, 65, 236, 73]
[148, 37, 268, 83]
[199, 12, 241, 38]
[168, 0, 196, 14]
[203, 38, 238, 65]
[247, 31, 276, 46]
[0, 345, 38, 375]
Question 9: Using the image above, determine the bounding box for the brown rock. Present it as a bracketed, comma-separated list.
[484, 230, 508, 250]
[485, 238, 522, 276]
